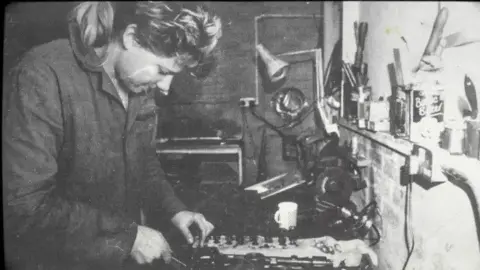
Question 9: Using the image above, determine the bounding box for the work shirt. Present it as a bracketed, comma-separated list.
[3, 21, 187, 270]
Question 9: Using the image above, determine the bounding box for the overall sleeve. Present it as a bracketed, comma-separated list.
[3, 59, 138, 268]
[143, 141, 188, 219]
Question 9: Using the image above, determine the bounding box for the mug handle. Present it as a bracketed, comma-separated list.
[274, 210, 281, 223]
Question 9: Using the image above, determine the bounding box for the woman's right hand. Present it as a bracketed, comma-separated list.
[130, 225, 172, 264]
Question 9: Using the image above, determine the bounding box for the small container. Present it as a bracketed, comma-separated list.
[357, 86, 369, 129]
[351, 136, 359, 157]
[441, 120, 466, 155]
[409, 77, 445, 143]
[465, 120, 480, 159]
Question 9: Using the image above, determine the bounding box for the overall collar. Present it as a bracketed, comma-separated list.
[68, 21, 107, 72]
[68, 21, 153, 133]
[68, 20, 127, 103]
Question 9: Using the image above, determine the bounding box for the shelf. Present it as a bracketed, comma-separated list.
[337, 118, 414, 157]
[337, 118, 480, 187]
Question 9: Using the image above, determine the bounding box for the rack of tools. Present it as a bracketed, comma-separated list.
[342, 21, 369, 128]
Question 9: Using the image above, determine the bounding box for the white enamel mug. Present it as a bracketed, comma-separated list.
[274, 202, 298, 230]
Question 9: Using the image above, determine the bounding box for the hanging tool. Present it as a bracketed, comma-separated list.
[352, 21, 369, 91]
[414, 7, 449, 72]
[464, 75, 478, 119]
[443, 30, 480, 49]
[346, 21, 369, 125]
[353, 21, 369, 72]
[170, 256, 188, 270]
[354, 21, 360, 67]
[343, 62, 357, 87]
[423, 7, 449, 56]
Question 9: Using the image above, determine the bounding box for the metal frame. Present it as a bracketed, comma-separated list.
[277, 48, 324, 102]
[156, 144, 244, 186]
[254, 14, 323, 106]
[153, 114, 244, 186]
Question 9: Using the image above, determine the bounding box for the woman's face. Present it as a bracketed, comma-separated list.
[115, 45, 183, 95]
[114, 25, 190, 95]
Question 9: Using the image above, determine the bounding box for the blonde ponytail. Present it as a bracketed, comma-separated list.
[69, 2, 115, 48]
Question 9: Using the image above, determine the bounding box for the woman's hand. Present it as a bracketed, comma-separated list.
[131, 225, 172, 264]
[171, 211, 215, 246]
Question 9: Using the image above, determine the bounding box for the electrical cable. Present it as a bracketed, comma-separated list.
[375, 206, 383, 223]
[402, 177, 415, 270]
[249, 107, 289, 138]
[253, 100, 315, 131]
[359, 201, 378, 217]
[284, 104, 315, 129]
[368, 225, 381, 247]
[246, 104, 312, 184]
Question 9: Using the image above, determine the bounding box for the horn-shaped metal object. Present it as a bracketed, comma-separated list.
[256, 44, 289, 83]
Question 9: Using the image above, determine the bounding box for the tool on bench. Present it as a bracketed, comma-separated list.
[188, 235, 376, 269]
[353, 21, 368, 72]
[342, 21, 369, 126]
[389, 48, 411, 138]
[170, 255, 188, 270]
[353, 21, 369, 86]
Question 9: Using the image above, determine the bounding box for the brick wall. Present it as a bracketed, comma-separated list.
[338, 126, 480, 270]
[339, 2, 480, 269]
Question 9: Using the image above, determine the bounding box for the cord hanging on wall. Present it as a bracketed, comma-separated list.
[270, 87, 310, 127]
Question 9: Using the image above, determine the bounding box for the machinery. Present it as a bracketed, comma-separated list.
[182, 235, 374, 270]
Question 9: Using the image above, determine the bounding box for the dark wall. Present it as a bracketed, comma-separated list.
[164, 2, 323, 183]
[3, 2, 323, 185]
[4, 2, 75, 75]
[166, 1, 323, 118]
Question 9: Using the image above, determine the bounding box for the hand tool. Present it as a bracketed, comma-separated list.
[388, 61, 408, 138]
[415, 7, 449, 72]
[393, 49, 405, 86]
[464, 74, 478, 119]
[360, 63, 368, 86]
[354, 22, 368, 70]
[359, 22, 368, 50]
[170, 256, 188, 269]
[354, 21, 359, 47]
[343, 62, 357, 87]
[443, 30, 480, 48]
[423, 7, 449, 56]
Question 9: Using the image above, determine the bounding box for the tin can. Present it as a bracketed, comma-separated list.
[441, 120, 466, 155]
[465, 120, 480, 159]
[410, 86, 445, 143]
[351, 136, 358, 156]
[412, 89, 444, 123]
[390, 85, 410, 138]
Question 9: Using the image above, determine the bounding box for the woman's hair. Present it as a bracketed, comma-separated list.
[68, 1, 222, 76]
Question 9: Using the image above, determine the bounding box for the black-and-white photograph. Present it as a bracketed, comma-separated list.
[3, 2, 480, 270]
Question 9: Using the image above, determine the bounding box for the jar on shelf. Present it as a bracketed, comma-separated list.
[441, 120, 466, 155]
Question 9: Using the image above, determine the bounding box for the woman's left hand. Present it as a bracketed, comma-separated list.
[171, 211, 215, 246]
